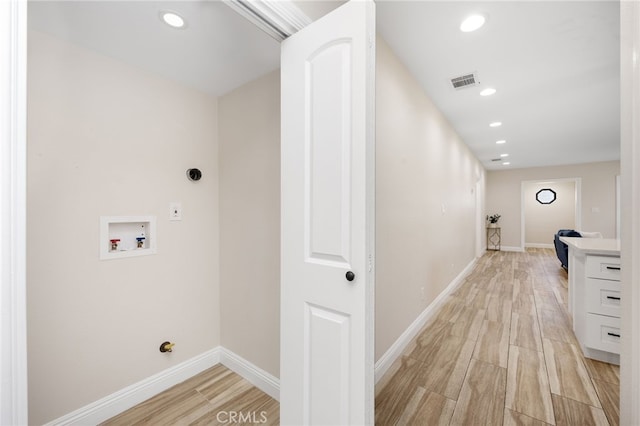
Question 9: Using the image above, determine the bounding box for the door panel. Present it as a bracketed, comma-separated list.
[306, 41, 352, 267]
[280, 1, 375, 424]
[306, 304, 350, 424]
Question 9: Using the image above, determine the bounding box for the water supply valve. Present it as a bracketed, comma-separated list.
[136, 236, 145, 249]
[110, 239, 120, 251]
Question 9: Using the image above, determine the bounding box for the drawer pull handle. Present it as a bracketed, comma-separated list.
[607, 332, 621, 338]
[606, 296, 621, 300]
[606, 266, 621, 271]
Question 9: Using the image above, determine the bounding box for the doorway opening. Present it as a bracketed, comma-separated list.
[521, 178, 581, 251]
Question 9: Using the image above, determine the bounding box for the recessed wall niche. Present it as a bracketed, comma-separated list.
[100, 216, 157, 260]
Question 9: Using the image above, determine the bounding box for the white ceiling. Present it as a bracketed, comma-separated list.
[28, 1, 281, 97]
[28, 0, 620, 170]
[377, 1, 620, 170]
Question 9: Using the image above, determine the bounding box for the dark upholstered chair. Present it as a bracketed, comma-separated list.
[554, 229, 582, 270]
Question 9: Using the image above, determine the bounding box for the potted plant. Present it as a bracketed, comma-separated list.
[487, 214, 501, 228]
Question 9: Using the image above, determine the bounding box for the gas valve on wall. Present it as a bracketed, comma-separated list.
[159, 341, 175, 353]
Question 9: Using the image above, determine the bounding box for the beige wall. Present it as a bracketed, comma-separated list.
[524, 180, 576, 246]
[215, 38, 487, 371]
[375, 38, 485, 360]
[27, 31, 220, 424]
[26, 30, 488, 421]
[487, 161, 620, 249]
[219, 71, 281, 378]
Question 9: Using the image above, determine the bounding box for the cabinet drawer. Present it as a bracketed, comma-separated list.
[585, 278, 621, 317]
[585, 313, 620, 354]
[586, 255, 621, 281]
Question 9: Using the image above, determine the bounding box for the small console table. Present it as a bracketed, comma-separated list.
[486, 227, 501, 251]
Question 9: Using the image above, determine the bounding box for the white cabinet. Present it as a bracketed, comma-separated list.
[584, 314, 621, 354]
[585, 255, 621, 281]
[584, 278, 621, 318]
[561, 237, 621, 365]
[583, 255, 621, 356]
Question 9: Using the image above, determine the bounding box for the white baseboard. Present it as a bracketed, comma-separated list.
[501, 246, 525, 252]
[46, 348, 221, 426]
[374, 257, 477, 384]
[219, 348, 280, 401]
[525, 243, 554, 249]
[45, 347, 280, 425]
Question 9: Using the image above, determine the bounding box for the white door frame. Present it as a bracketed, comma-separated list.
[520, 177, 581, 251]
[0, 0, 28, 424]
[475, 179, 484, 258]
[620, 2, 640, 424]
[616, 174, 621, 240]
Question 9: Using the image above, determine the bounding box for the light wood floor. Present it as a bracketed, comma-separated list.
[376, 249, 619, 426]
[103, 249, 619, 426]
[101, 364, 280, 425]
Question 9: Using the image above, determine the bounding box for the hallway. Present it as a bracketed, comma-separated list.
[375, 249, 619, 425]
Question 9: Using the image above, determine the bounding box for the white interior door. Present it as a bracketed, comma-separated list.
[280, 1, 375, 424]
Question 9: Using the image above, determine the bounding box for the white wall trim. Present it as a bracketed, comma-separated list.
[45, 348, 221, 426]
[374, 257, 477, 384]
[616, 174, 621, 239]
[524, 243, 554, 249]
[223, 0, 311, 41]
[219, 348, 280, 401]
[501, 246, 525, 253]
[475, 179, 485, 259]
[0, 0, 28, 424]
[620, 2, 640, 424]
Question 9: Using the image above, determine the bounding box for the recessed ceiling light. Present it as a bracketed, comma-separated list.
[500, 153, 509, 157]
[480, 88, 496, 96]
[460, 14, 486, 32]
[496, 140, 506, 144]
[502, 162, 511, 166]
[160, 11, 186, 29]
[489, 122, 502, 127]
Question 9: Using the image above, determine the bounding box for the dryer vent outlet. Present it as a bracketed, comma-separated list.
[187, 168, 202, 181]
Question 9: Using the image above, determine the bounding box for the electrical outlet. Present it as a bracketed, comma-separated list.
[169, 202, 182, 221]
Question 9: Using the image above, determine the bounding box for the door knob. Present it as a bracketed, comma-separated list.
[345, 271, 355, 282]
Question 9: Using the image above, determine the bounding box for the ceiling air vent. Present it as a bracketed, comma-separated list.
[450, 72, 479, 90]
[491, 158, 502, 162]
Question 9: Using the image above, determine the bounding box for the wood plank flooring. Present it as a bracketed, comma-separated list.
[101, 364, 279, 426]
[103, 249, 619, 425]
[376, 249, 620, 426]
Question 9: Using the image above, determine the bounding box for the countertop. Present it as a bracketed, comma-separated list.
[559, 237, 620, 256]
